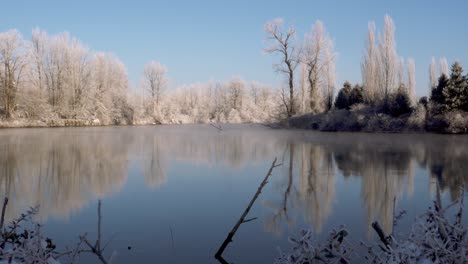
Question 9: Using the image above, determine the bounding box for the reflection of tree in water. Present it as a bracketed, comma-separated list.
[264, 143, 336, 234]
[333, 144, 410, 235]
[297, 144, 335, 233]
[0, 129, 132, 222]
[0, 125, 285, 222]
[0, 126, 466, 236]
[263, 133, 468, 237]
[139, 134, 167, 188]
[425, 138, 468, 201]
[263, 143, 295, 235]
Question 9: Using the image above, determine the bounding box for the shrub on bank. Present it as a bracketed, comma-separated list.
[426, 110, 468, 134]
[276, 188, 467, 264]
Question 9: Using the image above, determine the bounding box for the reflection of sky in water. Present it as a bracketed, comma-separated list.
[0, 124, 467, 263]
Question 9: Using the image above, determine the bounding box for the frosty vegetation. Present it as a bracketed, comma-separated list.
[275, 186, 467, 264]
[0, 198, 115, 264]
[0, 15, 467, 130]
[281, 15, 468, 133]
[0, 29, 278, 127]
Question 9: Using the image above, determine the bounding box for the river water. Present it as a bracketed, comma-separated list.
[0, 124, 466, 263]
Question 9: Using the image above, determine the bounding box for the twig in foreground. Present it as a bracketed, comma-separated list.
[0, 197, 8, 230]
[215, 158, 282, 263]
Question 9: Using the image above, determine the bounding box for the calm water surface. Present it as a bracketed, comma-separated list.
[0, 124, 467, 263]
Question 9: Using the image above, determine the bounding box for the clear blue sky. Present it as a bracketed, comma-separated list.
[2, 0, 467, 96]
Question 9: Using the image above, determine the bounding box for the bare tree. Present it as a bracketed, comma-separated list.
[323, 41, 336, 111]
[407, 58, 416, 104]
[250, 81, 260, 106]
[30, 28, 47, 96]
[378, 15, 399, 106]
[439, 57, 449, 77]
[298, 63, 307, 113]
[429, 57, 437, 91]
[302, 21, 333, 113]
[92, 53, 129, 124]
[227, 77, 245, 110]
[142, 61, 167, 115]
[361, 22, 380, 104]
[264, 18, 300, 117]
[43, 33, 70, 111]
[0, 30, 27, 118]
[397, 57, 405, 86]
[67, 38, 91, 118]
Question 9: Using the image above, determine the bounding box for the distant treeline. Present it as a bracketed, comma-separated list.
[0, 15, 467, 132]
[263, 15, 467, 133]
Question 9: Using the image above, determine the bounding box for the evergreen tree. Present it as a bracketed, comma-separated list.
[334, 81, 352, 109]
[350, 84, 364, 106]
[464, 73, 468, 111]
[388, 84, 412, 116]
[419, 96, 428, 107]
[430, 74, 449, 105]
[443, 62, 467, 111]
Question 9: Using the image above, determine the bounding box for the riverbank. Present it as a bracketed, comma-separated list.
[285, 104, 468, 134]
[2, 106, 468, 134]
[0, 116, 220, 129]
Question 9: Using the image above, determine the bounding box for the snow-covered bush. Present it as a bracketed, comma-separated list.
[275, 188, 467, 263]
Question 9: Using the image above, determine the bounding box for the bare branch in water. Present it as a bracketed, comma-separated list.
[210, 123, 223, 131]
[0, 197, 8, 230]
[215, 157, 282, 263]
[81, 200, 109, 264]
[242, 217, 258, 223]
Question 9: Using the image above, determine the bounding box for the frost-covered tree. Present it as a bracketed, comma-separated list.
[440, 57, 449, 77]
[264, 18, 300, 117]
[298, 63, 308, 113]
[250, 81, 260, 106]
[92, 53, 131, 124]
[0, 30, 27, 118]
[30, 28, 47, 96]
[361, 22, 379, 104]
[378, 15, 399, 105]
[407, 58, 416, 105]
[323, 41, 336, 111]
[362, 15, 403, 107]
[397, 57, 405, 86]
[227, 77, 246, 110]
[429, 57, 437, 91]
[302, 21, 334, 113]
[141, 61, 167, 116]
[43, 33, 71, 111]
[67, 39, 92, 118]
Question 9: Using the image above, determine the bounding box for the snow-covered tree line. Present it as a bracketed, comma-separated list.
[0, 28, 132, 125]
[0, 29, 279, 126]
[428, 58, 468, 113]
[133, 75, 279, 124]
[360, 15, 416, 108]
[2, 15, 467, 129]
[264, 15, 420, 118]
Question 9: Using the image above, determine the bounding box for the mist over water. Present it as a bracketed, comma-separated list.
[0, 125, 466, 263]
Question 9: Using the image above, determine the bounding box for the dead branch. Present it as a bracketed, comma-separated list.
[210, 123, 223, 131]
[81, 200, 109, 264]
[215, 158, 281, 263]
[0, 198, 8, 230]
[242, 217, 257, 223]
[371, 221, 390, 250]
